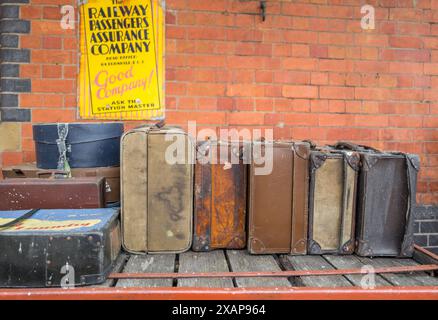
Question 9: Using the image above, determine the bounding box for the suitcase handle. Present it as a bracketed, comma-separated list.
[333, 141, 381, 153]
[36, 170, 69, 179]
[0, 209, 39, 230]
[11, 169, 26, 176]
[302, 139, 317, 149]
[134, 120, 166, 130]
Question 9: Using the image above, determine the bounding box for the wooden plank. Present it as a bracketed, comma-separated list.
[285, 255, 352, 288]
[178, 251, 233, 288]
[226, 250, 291, 287]
[116, 254, 175, 288]
[356, 257, 438, 286]
[323, 255, 392, 287]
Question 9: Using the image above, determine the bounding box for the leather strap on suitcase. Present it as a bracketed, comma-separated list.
[0, 209, 40, 229]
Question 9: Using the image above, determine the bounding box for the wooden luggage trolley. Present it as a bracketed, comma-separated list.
[0, 245, 437, 300]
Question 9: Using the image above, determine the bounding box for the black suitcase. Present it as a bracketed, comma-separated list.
[334, 142, 419, 257]
[0, 208, 121, 287]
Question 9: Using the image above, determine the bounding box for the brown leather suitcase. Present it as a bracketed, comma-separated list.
[0, 177, 105, 210]
[193, 141, 247, 251]
[334, 142, 419, 257]
[121, 124, 195, 254]
[308, 148, 359, 255]
[248, 141, 310, 254]
[2, 163, 120, 205]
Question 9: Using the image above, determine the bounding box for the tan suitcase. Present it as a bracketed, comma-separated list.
[121, 124, 195, 254]
[308, 148, 360, 255]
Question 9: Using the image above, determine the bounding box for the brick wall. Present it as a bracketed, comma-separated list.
[0, 0, 437, 205]
[415, 205, 438, 254]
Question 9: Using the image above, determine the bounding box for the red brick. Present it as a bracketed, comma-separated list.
[311, 72, 328, 85]
[424, 116, 438, 128]
[21, 35, 41, 49]
[320, 86, 354, 100]
[43, 6, 61, 20]
[389, 116, 424, 128]
[381, 49, 430, 62]
[42, 65, 62, 78]
[319, 114, 354, 127]
[178, 97, 197, 110]
[63, 95, 76, 108]
[21, 6, 42, 19]
[187, 0, 228, 12]
[281, 3, 318, 16]
[21, 123, 33, 138]
[2, 152, 23, 166]
[282, 85, 318, 99]
[32, 21, 74, 36]
[318, 6, 353, 18]
[425, 63, 438, 75]
[291, 44, 310, 57]
[274, 71, 309, 85]
[355, 34, 389, 47]
[63, 66, 77, 79]
[32, 109, 76, 122]
[283, 58, 317, 70]
[227, 112, 265, 125]
[32, 50, 72, 64]
[225, 84, 261, 97]
[284, 113, 318, 126]
[197, 98, 217, 111]
[167, 82, 187, 96]
[227, 56, 267, 69]
[355, 88, 391, 100]
[389, 36, 423, 48]
[42, 37, 62, 50]
[354, 115, 389, 127]
[32, 79, 74, 93]
[320, 59, 353, 72]
[291, 99, 310, 112]
[189, 83, 225, 96]
[189, 27, 227, 41]
[234, 98, 254, 111]
[328, 100, 345, 113]
[255, 70, 273, 83]
[20, 65, 41, 78]
[256, 99, 274, 111]
[310, 45, 328, 58]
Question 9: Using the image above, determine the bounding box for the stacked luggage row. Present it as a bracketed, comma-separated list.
[0, 122, 419, 287]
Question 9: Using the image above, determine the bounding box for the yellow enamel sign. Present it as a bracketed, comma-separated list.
[79, 0, 164, 120]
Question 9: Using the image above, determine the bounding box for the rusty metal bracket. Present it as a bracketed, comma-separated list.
[109, 264, 438, 280]
[260, 1, 266, 21]
[415, 244, 438, 261]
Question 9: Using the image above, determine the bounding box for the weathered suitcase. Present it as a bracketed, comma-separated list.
[0, 177, 105, 210]
[248, 141, 310, 254]
[334, 142, 419, 257]
[121, 124, 194, 254]
[2, 163, 120, 205]
[0, 208, 121, 287]
[308, 148, 359, 255]
[193, 140, 247, 251]
[33, 122, 124, 169]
